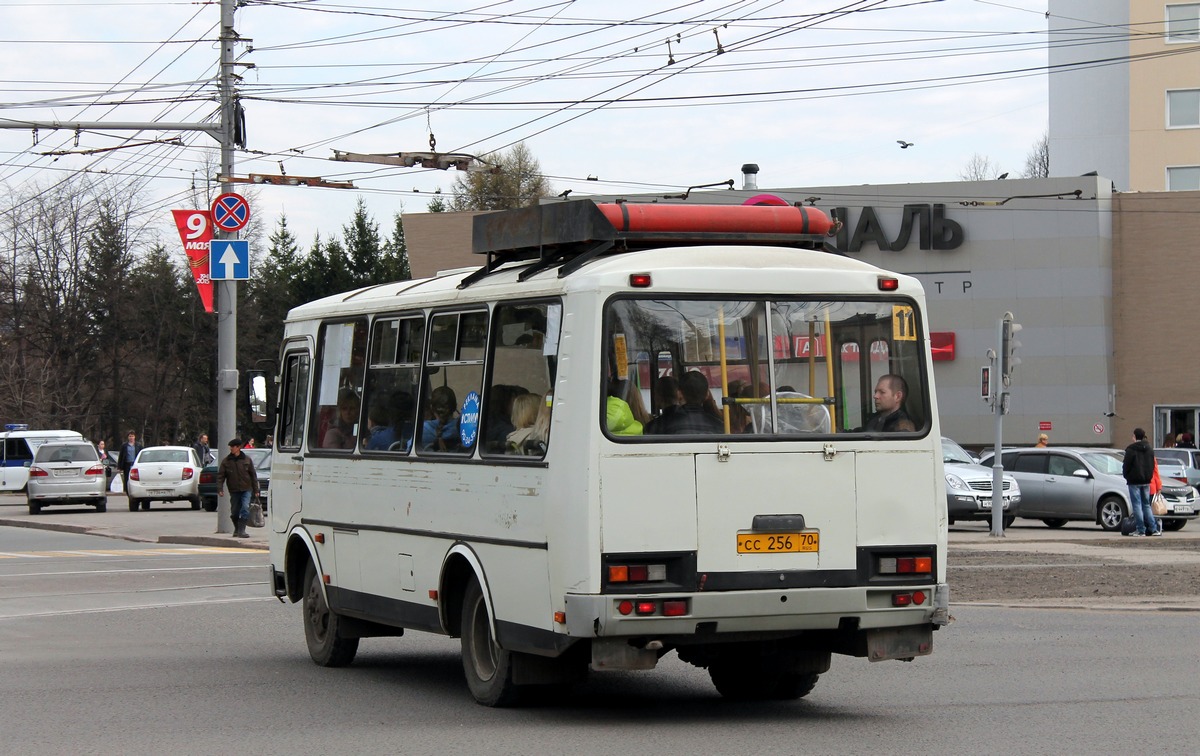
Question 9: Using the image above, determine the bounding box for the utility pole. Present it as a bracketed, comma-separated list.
[0, 0, 245, 534]
[214, 0, 239, 534]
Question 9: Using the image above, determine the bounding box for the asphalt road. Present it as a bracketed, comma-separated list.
[3, 529, 1199, 754]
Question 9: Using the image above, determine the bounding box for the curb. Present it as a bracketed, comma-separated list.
[0, 517, 267, 551]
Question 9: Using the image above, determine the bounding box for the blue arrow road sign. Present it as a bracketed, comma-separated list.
[209, 240, 250, 280]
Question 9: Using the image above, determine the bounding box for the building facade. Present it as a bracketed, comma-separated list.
[1050, 0, 1200, 191]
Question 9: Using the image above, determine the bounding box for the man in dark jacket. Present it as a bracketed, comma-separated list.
[217, 438, 259, 538]
[117, 431, 142, 497]
[863, 374, 917, 432]
[651, 371, 723, 435]
[1122, 427, 1160, 537]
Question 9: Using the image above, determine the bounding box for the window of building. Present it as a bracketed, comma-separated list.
[1167, 166, 1200, 191]
[1167, 4, 1200, 42]
[1168, 89, 1200, 127]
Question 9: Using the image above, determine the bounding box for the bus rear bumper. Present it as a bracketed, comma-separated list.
[564, 582, 947, 639]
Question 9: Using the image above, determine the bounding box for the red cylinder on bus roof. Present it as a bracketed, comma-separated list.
[595, 203, 834, 237]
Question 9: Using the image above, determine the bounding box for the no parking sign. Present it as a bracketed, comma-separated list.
[210, 193, 250, 232]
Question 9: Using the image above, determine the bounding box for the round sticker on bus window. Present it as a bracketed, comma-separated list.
[460, 391, 481, 448]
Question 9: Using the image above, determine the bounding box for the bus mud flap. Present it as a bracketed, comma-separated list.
[865, 625, 933, 662]
[591, 638, 658, 671]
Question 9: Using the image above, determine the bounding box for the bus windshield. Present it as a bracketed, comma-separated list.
[604, 296, 927, 438]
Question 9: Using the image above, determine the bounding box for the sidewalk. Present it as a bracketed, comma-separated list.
[0, 493, 267, 550]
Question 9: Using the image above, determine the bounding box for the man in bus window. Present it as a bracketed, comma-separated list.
[654, 371, 723, 435]
[863, 374, 916, 432]
[422, 386, 460, 451]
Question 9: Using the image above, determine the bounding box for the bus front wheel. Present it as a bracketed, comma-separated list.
[302, 561, 358, 667]
[461, 577, 519, 707]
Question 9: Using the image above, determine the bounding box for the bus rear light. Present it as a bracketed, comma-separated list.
[635, 601, 657, 615]
[608, 563, 667, 583]
[629, 273, 652, 288]
[428, 590, 438, 601]
[878, 556, 933, 575]
[892, 593, 913, 607]
[662, 600, 688, 617]
[618, 600, 633, 616]
[912, 591, 926, 605]
[553, 611, 566, 624]
[878, 276, 899, 291]
[28, 466, 48, 478]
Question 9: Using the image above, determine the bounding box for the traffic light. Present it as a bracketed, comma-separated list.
[1000, 315, 1022, 387]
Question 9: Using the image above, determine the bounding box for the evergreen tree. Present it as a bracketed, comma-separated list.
[381, 212, 412, 282]
[343, 197, 382, 287]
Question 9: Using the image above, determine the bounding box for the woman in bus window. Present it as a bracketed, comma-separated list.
[421, 386, 460, 451]
[505, 393, 541, 453]
[322, 390, 360, 449]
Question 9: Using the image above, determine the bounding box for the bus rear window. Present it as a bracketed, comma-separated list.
[603, 297, 928, 439]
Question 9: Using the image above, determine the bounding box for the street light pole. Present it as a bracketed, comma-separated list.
[214, 0, 238, 535]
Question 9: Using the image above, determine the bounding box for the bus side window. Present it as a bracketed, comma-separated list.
[278, 351, 311, 450]
[309, 320, 368, 451]
[482, 301, 558, 458]
[419, 310, 488, 456]
[361, 316, 423, 454]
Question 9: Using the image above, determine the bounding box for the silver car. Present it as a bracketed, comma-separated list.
[943, 437, 1021, 527]
[1155, 448, 1200, 489]
[26, 441, 108, 514]
[981, 446, 1198, 531]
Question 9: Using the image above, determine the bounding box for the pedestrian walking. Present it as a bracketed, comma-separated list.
[1122, 427, 1160, 536]
[192, 433, 213, 466]
[117, 431, 142, 496]
[217, 438, 259, 538]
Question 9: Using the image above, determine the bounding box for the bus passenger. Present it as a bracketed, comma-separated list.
[322, 390, 360, 449]
[862, 374, 916, 432]
[505, 393, 541, 452]
[606, 380, 643, 436]
[364, 397, 397, 451]
[644, 376, 681, 435]
[422, 386, 461, 451]
[653, 371, 723, 435]
[485, 384, 528, 452]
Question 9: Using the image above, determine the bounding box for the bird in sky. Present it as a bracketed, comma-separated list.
[897, 140, 914, 149]
[997, 172, 1009, 179]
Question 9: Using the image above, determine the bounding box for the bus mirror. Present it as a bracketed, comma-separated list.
[247, 370, 272, 426]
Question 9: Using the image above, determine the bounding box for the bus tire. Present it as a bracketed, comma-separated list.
[302, 561, 358, 667]
[461, 577, 519, 707]
[709, 648, 822, 701]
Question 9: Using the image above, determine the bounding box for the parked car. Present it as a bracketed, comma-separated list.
[942, 437, 1021, 527]
[980, 446, 1198, 531]
[25, 440, 108, 514]
[198, 448, 271, 513]
[126, 446, 202, 511]
[1155, 448, 1200, 489]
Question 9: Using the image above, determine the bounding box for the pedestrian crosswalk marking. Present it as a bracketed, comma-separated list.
[0, 547, 261, 559]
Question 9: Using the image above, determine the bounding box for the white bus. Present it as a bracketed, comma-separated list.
[0, 426, 85, 491]
[266, 200, 948, 706]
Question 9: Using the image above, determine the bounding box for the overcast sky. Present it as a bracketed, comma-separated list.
[0, 0, 1069, 255]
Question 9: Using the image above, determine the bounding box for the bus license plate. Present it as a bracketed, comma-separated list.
[737, 532, 818, 554]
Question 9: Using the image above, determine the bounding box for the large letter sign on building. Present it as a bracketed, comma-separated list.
[171, 209, 215, 313]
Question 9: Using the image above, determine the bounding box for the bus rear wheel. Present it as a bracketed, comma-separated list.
[302, 561, 358, 667]
[709, 650, 821, 701]
[461, 577, 519, 707]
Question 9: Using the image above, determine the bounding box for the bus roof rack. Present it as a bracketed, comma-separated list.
[459, 199, 833, 289]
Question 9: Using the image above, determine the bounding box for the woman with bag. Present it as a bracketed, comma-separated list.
[1149, 459, 1166, 535]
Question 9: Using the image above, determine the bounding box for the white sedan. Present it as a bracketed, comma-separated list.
[127, 446, 202, 511]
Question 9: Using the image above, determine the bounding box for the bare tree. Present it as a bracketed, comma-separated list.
[959, 153, 1005, 181]
[450, 142, 552, 211]
[1021, 132, 1050, 178]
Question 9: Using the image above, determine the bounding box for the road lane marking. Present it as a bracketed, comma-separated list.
[0, 547, 260, 559]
